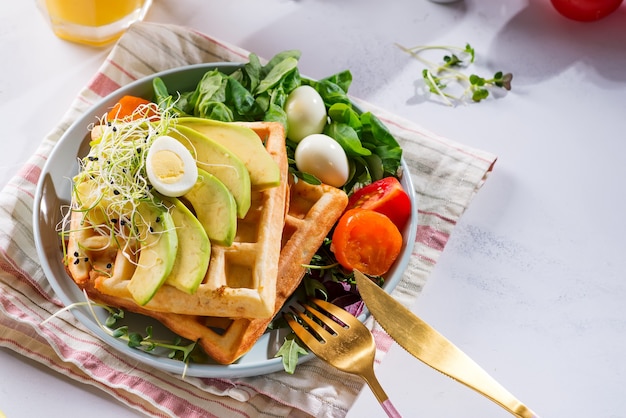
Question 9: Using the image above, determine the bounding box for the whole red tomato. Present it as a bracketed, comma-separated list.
[346, 177, 411, 230]
[550, 0, 623, 21]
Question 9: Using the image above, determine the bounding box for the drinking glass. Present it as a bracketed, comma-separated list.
[37, 0, 152, 47]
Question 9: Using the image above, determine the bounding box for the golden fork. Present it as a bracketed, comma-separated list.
[284, 298, 402, 418]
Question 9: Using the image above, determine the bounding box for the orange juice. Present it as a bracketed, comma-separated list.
[41, 0, 152, 46]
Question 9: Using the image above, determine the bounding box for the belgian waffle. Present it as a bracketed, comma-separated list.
[66, 120, 349, 364]
[70, 122, 288, 319]
[85, 178, 349, 364]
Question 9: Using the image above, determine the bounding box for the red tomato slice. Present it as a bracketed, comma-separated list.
[331, 209, 402, 276]
[347, 177, 411, 230]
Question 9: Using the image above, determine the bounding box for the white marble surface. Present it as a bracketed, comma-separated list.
[2, 1, 626, 417]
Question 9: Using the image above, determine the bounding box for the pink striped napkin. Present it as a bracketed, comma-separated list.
[0, 22, 496, 418]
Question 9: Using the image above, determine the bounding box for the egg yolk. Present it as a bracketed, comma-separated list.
[150, 150, 185, 183]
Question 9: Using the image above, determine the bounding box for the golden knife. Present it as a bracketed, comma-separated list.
[355, 270, 540, 418]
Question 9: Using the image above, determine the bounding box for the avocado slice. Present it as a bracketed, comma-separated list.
[167, 125, 251, 218]
[66, 210, 91, 284]
[126, 202, 178, 305]
[164, 197, 211, 294]
[183, 168, 237, 247]
[175, 117, 281, 190]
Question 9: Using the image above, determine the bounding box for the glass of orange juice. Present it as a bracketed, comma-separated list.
[37, 0, 152, 47]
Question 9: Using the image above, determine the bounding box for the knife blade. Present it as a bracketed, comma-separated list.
[355, 270, 540, 418]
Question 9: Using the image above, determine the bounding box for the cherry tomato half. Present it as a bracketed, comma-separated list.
[550, 0, 623, 21]
[347, 177, 411, 230]
[331, 209, 402, 276]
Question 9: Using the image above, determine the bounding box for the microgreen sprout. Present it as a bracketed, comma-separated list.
[396, 42, 513, 106]
[59, 101, 186, 267]
[43, 292, 198, 377]
[76, 105, 167, 227]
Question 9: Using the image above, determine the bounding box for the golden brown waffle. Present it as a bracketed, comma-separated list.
[66, 120, 349, 364]
[85, 178, 349, 364]
[77, 121, 289, 319]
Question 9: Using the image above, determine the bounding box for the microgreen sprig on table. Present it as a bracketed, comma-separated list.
[396, 43, 513, 106]
[43, 294, 199, 377]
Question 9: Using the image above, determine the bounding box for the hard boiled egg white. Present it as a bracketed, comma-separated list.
[146, 135, 198, 197]
[285, 85, 327, 142]
[294, 133, 349, 188]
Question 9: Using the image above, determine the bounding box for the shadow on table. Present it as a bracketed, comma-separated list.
[488, 0, 626, 87]
[234, 0, 469, 99]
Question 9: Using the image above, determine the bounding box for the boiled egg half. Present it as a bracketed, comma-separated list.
[285, 85, 327, 142]
[146, 135, 198, 197]
[294, 133, 349, 188]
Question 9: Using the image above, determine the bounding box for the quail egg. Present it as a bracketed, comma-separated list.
[294, 133, 349, 188]
[285, 85, 327, 142]
[145, 135, 198, 197]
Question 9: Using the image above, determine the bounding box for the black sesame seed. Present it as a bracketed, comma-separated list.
[73, 251, 79, 257]
[73, 259, 80, 265]
[155, 216, 161, 223]
[113, 190, 120, 195]
[149, 226, 154, 233]
[106, 263, 112, 269]
[112, 126, 117, 132]
[84, 257, 89, 262]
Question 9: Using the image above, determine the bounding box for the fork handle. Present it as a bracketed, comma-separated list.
[362, 368, 403, 417]
[380, 399, 402, 418]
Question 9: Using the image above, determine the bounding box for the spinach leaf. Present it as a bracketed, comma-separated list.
[256, 56, 300, 95]
[265, 102, 288, 126]
[237, 53, 263, 92]
[153, 77, 186, 116]
[313, 78, 352, 107]
[360, 112, 402, 177]
[328, 103, 362, 131]
[196, 101, 234, 121]
[324, 122, 371, 157]
[226, 77, 261, 118]
[261, 50, 301, 79]
[320, 70, 353, 94]
[153, 77, 170, 108]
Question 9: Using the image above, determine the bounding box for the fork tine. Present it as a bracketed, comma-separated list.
[310, 298, 361, 328]
[293, 305, 336, 341]
[283, 311, 321, 349]
[301, 302, 345, 335]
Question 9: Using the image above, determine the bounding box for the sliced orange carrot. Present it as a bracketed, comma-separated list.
[330, 208, 402, 276]
[107, 95, 157, 121]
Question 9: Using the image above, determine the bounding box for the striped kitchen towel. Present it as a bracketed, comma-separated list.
[0, 22, 496, 418]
